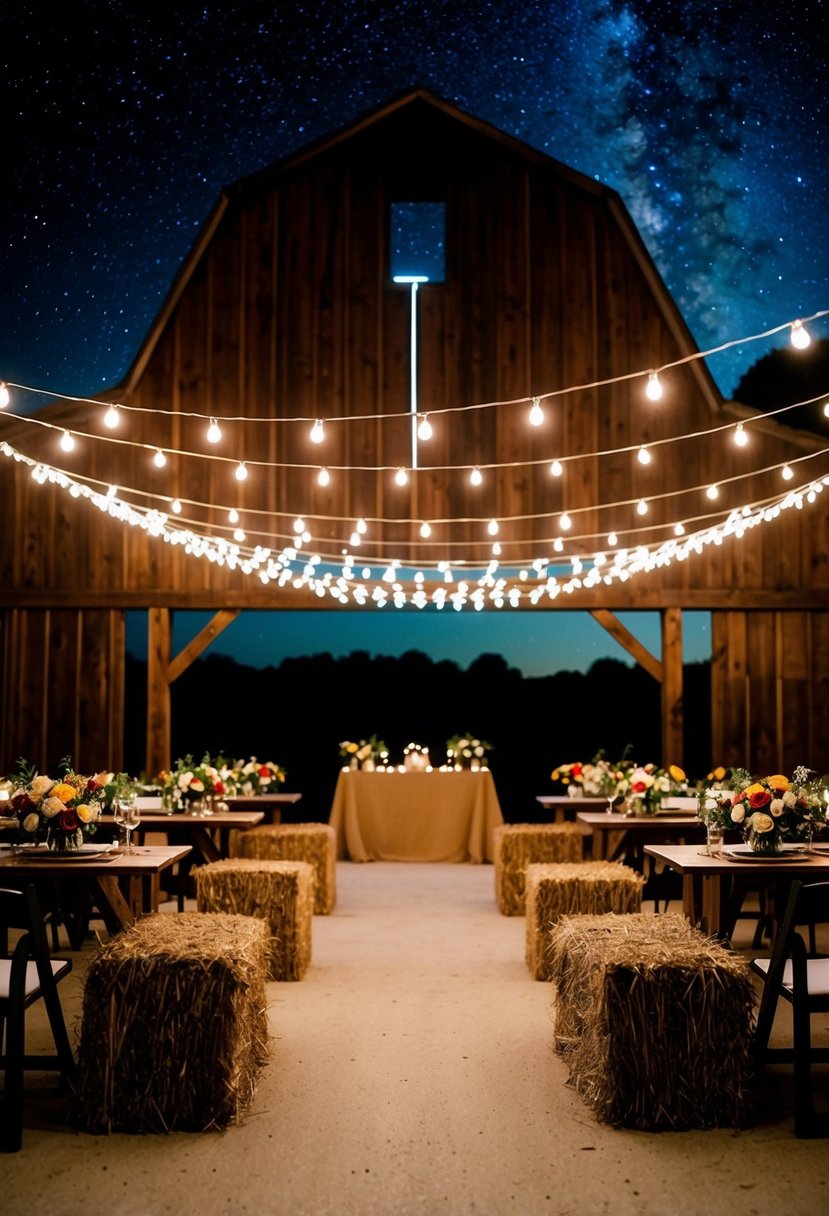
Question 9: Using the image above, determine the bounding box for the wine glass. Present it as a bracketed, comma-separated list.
[112, 796, 129, 849]
[120, 794, 140, 853]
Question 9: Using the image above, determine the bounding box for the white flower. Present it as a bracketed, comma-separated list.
[23, 811, 40, 833]
[31, 775, 54, 799]
[177, 772, 194, 790]
[41, 796, 64, 818]
[770, 798, 784, 817]
[782, 790, 796, 808]
[730, 806, 745, 823]
[474, 746, 484, 757]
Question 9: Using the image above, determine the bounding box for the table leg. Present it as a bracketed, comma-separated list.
[91, 875, 137, 936]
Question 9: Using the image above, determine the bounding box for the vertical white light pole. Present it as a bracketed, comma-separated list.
[393, 275, 428, 468]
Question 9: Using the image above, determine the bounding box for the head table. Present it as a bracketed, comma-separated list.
[328, 768, 504, 863]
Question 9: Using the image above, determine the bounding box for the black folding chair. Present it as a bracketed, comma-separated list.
[750, 879, 829, 1138]
[0, 884, 75, 1152]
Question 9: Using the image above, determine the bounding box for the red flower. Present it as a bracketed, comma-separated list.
[213, 780, 225, 795]
[257, 765, 270, 778]
[11, 791, 34, 812]
[571, 764, 582, 778]
[631, 780, 648, 794]
[58, 808, 79, 831]
[749, 789, 771, 808]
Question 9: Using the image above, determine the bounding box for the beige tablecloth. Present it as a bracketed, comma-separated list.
[328, 770, 504, 863]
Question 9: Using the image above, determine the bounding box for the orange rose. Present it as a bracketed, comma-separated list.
[50, 782, 76, 804]
[766, 774, 789, 792]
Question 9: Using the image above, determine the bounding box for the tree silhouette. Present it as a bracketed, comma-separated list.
[732, 338, 829, 434]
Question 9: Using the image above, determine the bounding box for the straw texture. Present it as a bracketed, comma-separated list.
[493, 823, 584, 915]
[195, 858, 314, 981]
[547, 912, 756, 1130]
[75, 912, 270, 1134]
[233, 823, 337, 914]
[524, 861, 644, 980]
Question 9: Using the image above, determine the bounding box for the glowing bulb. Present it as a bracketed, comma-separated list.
[310, 418, 325, 444]
[417, 414, 433, 441]
[420, 521, 432, 538]
[485, 519, 499, 537]
[549, 459, 563, 477]
[782, 464, 794, 481]
[171, 499, 182, 514]
[349, 531, 361, 546]
[0, 382, 9, 408]
[233, 527, 245, 542]
[674, 522, 685, 536]
[317, 467, 330, 487]
[395, 467, 409, 487]
[823, 401, 829, 418]
[790, 320, 811, 350]
[734, 423, 748, 447]
[553, 538, 564, 553]
[293, 517, 305, 533]
[153, 448, 167, 468]
[470, 466, 483, 486]
[636, 499, 648, 515]
[492, 541, 501, 556]
[706, 484, 719, 500]
[637, 446, 651, 465]
[235, 462, 248, 481]
[228, 508, 240, 524]
[206, 417, 222, 444]
[60, 430, 75, 452]
[356, 517, 367, 534]
[558, 512, 572, 531]
[103, 403, 120, 429]
[645, 371, 663, 401]
[607, 531, 618, 547]
[528, 396, 544, 427]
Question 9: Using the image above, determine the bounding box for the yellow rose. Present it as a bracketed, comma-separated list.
[766, 774, 789, 792]
[668, 765, 686, 782]
[76, 803, 97, 823]
[709, 766, 727, 781]
[749, 812, 774, 833]
[347, 743, 358, 754]
[745, 783, 766, 798]
[50, 782, 76, 803]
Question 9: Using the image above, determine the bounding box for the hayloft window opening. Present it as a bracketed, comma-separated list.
[389, 201, 445, 283]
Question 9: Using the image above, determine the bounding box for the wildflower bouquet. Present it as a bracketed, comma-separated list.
[446, 734, 492, 769]
[339, 736, 388, 768]
[157, 753, 232, 808]
[8, 756, 106, 851]
[728, 766, 828, 853]
[230, 757, 287, 794]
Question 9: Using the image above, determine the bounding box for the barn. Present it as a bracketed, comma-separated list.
[2, 88, 828, 779]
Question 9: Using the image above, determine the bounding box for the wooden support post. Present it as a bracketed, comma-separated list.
[146, 608, 171, 778]
[661, 607, 684, 766]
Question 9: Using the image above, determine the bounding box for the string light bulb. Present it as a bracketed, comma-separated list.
[790, 319, 811, 349]
[470, 466, 483, 486]
[674, 522, 685, 536]
[153, 448, 167, 468]
[782, 464, 794, 481]
[734, 423, 748, 447]
[417, 414, 433, 441]
[0, 382, 9, 408]
[637, 446, 651, 465]
[60, 430, 75, 452]
[487, 519, 499, 536]
[549, 459, 563, 477]
[823, 401, 829, 419]
[636, 499, 648, 515]
[233, 527, 245, 542]
[492, 541, 501, 556]
[206, 418, 222, 444]
[228, 508, 240, 524]
[356, 518, 367, 534]
[103, 403, 120, 429]
[310, 418, 325, 444]
[706, 484, 720, 500]
[528, 396, 544, 427]
[171, 499, 182, 514]
[645, 371, 663, 401]
[607, 531, 618, 547]
[420, 521, 432, 538]
[394, 466, 409, 487]
[559, 512, 572, 531]
[235, 461, 248, 481]
[317, 466, 330, 487]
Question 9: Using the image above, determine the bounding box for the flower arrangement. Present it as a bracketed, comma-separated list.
[696, 767, 752, 830]
[156, 753, 232, 808]
[445, 734, 492, 769]
[725, 766, 828, 853]
[623, 762, 688, 815]
[7, 756, 106, 851]
[551, 748, 635, 799]
[230, 757, 287, 794]
[339, 736, 388, 769]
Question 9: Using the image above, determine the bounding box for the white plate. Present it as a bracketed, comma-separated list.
[722, 843, 811, 863]
[19, 843, 117, 861]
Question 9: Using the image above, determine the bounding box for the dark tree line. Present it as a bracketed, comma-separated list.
[125, 650, 712, 823]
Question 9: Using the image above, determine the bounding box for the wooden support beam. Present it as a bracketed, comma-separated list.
[167, 609, 240, 684]
[146, 608, 171, 778]
[661, 607, 684, 765]
[589, 609, 663, 682]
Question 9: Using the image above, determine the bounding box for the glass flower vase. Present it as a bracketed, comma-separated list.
[746, 827, 782, 854]
[46, 827, 84, 852]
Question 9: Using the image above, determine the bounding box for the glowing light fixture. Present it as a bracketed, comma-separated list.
[782, 464, 794, 480]
[487, 519, 499, 536]
[206, 418, 222, 444]
[674, 522, 685, 536]
[549, 459, 563, 477]
[417, 414, 433, 441]
[356, 518, 367, 534]
[60, 430, 75, 452]
[645, 371, 663, 401]
[420, 521, 432, 538]
[235, 461, 248, 482]
[233, 527, 245, 542]
[0, 382, 9, 408]
[171, 498, 182, 514]
[559, 512, 572, 531]
[734, 423, 748, 446]
[153, 448, 167, 468]
[470, 466, 483, 486]
[636, 499, 648, 515]
[228, 508, 240, 524]
[394, 466, 409, 487]
[310, 418, 325, 444]
[637, 445, 651, 465]
[607, 531, 618, 547]
[103, 403, 120, 429]
[706, 484, 720, 500]
[317, 466, 330, 487]
[790, 319, 811, 349]
[529, 396, 544, 427]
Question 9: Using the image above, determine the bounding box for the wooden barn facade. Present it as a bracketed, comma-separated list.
[1, 90, 828, 779]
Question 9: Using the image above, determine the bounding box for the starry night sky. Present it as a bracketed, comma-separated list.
[2, 1, 827, 674]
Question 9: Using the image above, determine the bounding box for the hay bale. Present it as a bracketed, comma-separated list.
[233, 823, 336, 914]
[493, 823, 583, 916]
[195, 858, 313, 981]
[547, 912, 756, 1130]
[75, 912, 270, 1134]
[525, 861, 644, 981]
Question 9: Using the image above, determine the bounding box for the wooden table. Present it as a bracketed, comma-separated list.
[536, 795, 612, 824]
[101, 808, 265, 864]
[0, 843, 191, 943]
[329, 769, 504, 862]
[643, 843, 829, 938]
[576, 811, 706, 862]
[222, 793, 302, 825]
